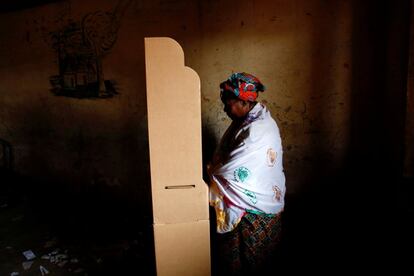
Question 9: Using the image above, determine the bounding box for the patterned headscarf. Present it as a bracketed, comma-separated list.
[220, 72, 266, 102]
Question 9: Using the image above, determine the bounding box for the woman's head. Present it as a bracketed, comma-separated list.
[220, 72, 265, 120]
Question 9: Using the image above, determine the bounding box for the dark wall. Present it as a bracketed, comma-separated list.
[350, 0, 410, 177]
[0, 0, 411, 224]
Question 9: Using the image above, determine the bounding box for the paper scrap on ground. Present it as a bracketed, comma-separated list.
[22, 250, 36, 260]
[39, 265, 49, 275]
[22, 260, 34, 270]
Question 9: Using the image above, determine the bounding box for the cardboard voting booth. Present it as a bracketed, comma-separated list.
[145, 37, 211, 276]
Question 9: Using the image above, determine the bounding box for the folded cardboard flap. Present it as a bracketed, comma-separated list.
[152, 180, 209, 224]
[153, 220, 210, 276]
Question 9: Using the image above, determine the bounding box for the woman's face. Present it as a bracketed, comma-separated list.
[223, 98, 249, 120]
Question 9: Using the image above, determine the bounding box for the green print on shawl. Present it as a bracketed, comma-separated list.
[245, 209, 275, 217]
[234, 167, 251, 183]
[243, 189, 257, 204]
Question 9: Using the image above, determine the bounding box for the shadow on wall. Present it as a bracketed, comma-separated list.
[349, 0, 409, 190]
[0, 1, 62, 13]
[202, 126, 218, 184]
[306, 0, 349, 191]
[295, 0, 410, 203]
[0, 138, 18, 205]
[279, 1, 412, 270]
[0, 138, 13, 171]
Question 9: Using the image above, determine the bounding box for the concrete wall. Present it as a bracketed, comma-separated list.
[0, 0, 409, 208]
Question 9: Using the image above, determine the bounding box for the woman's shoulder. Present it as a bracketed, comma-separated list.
[247, 119, 279, 145]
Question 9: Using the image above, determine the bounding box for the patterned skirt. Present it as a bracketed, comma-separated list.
[212, 211, 283, 275]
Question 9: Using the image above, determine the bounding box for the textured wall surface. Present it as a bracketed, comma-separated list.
[189, 0, 352, 194]
[0, 0, 407, 206]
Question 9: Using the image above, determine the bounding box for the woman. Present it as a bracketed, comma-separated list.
[209, 72, 286, 275]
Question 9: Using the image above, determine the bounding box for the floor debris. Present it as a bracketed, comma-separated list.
[22, 260, 34, 270]
[22, 250, 36, 260]
[39, 265, 49, 275]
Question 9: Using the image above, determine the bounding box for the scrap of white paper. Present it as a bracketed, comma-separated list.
[22, 250, 36, 260]
[22, 260, 34, 270]
[39, 265, 49, 275]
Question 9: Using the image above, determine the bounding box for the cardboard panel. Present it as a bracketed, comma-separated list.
[154, 220, 211, 276]
[145, 37, 209, 224]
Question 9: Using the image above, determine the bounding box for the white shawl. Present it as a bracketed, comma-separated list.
[209, 103, 286, 233]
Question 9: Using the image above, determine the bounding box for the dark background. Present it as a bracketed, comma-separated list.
[1, 0, 413, 274]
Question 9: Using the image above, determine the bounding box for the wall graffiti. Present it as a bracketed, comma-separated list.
[49, 0, 131, 98]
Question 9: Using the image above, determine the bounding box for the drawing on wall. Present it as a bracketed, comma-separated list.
[49, 0, 131, 98]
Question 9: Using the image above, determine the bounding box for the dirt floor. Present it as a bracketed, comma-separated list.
[0, 171, 155, 276]
[1, 169, 413, 275]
